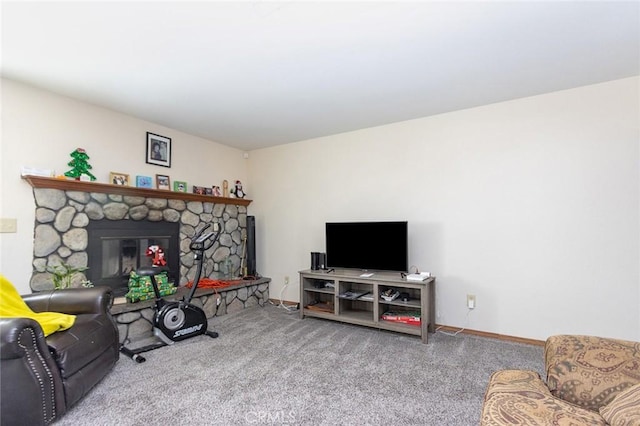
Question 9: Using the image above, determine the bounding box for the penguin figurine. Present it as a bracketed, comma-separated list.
[231, 180, 245, 198]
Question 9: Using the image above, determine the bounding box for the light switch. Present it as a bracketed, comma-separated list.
[0, 218, 17, 233]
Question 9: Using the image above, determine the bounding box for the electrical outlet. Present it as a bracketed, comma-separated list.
[284, 276, 290, 285]
[467, 294, 476, 309]
[213, 222, 220, 232]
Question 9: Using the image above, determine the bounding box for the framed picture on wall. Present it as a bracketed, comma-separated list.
[156, 174, 171, 190]
[146, 132, 171, 168]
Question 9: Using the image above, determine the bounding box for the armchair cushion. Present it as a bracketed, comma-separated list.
[46, 313, 117, 379]
[481, 369, 606, 425]
[599, 382, 640, 426]
[545, 335, 640, 412]
[0, 276, 75, 336]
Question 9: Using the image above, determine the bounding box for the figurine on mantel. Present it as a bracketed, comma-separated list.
[64, 148, 96, 181]
[222, 180, 229, 198]
[231, 180, 245, 198]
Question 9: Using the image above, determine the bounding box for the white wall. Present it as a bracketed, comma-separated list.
[2, 77, 637, 342]
[0, 78, 249, 294]
[248, 77, 640, 342]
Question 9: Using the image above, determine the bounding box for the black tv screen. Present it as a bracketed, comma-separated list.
[325, 221, 408, 272]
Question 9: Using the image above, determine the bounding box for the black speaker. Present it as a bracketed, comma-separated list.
[319, 252, 326, 270]
[311, 252, 320, 270]
[246, 215, 257, 277]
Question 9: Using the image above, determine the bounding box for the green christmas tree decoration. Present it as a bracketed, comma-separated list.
[64, 148, 96, 181]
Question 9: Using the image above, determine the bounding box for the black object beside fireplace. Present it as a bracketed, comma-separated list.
[87, 220, 180, 296]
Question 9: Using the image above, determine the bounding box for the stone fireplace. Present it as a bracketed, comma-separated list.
[25, 177, 252, 293]
[24, 176, 271, 345]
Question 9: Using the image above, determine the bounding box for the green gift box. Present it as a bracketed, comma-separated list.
[127, 271, 169, 288]
[125, 271, 176, 303]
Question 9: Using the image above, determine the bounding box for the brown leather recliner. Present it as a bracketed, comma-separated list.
[0, 286, 119, 425]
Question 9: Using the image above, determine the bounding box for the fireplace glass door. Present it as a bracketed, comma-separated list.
[101, 237, 169, 277]
[87, 220, 180, 296]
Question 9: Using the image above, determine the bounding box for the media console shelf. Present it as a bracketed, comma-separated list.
[299, 269, 436, 343]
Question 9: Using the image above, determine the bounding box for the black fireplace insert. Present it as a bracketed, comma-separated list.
[87, 220, 180, 296]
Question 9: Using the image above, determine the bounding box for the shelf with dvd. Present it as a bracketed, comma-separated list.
[299, 269, 436, 343]
[300, 276, 336, 315]
[337, 281, 373, 323]
[379, 286, 421, 309]
[302, 277, 335, 293]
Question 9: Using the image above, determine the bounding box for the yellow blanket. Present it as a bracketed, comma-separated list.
[0, 275, 75, 336]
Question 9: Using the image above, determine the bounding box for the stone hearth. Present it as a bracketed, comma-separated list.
[113, 278, 270, 345]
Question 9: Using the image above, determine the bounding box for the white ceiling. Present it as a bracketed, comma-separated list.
[2, 1, 639, 151]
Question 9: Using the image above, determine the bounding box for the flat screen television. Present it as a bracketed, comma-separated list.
[325, 221, 408, 272]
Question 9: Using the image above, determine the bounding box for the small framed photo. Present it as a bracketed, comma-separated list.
[156, 174, 171, 190]
[146, 132, 171, 168]
[173, 181, 187, 192]
[136, 175, 153, 188]
[193, 185, 206, 195]
[212, 186, 221, 197]
[109, 172, 130, 186]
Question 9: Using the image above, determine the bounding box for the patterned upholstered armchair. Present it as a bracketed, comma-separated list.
[481, 335, 640, 425]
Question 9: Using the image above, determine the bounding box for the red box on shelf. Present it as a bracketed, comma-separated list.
[381, 311, 421, 326]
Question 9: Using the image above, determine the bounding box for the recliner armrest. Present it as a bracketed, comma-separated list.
[23, 286, 113, 315]
[0, 317, 66, 425]
[0, 317, 47, 359]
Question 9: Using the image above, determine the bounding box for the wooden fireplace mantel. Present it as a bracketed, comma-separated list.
[22, 176, 252, 207]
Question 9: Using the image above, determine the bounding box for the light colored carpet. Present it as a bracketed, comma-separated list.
[56, 305, 544, 425]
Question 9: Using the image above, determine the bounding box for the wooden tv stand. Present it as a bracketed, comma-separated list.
[299, 269, 436, 343]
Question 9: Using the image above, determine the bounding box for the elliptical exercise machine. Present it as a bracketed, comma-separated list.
[120, 223, 219, 363]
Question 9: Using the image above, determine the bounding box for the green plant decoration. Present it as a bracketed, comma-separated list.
[46, 262, 92, 290]
[64, 148, 96, 181]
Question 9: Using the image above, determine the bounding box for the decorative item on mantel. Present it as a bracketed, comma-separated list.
[156, 174, 170, 190]
[223, 180, 229, 197]
[21, 166, 54, 177]
[109, 172, 130, 186]
[136, 175, 153, 188]
[230, 180, 245, 198]
[64, 148, 96, 181]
